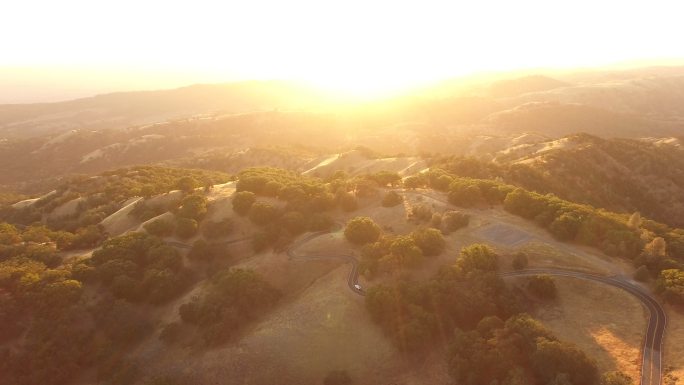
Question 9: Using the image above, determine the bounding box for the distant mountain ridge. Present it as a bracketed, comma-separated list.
[0, 81, 328, 139]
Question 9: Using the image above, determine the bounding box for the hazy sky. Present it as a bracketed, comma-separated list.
[2, 0, 683, 101]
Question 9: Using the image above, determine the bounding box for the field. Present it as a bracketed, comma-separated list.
[527, 276, 647, 382]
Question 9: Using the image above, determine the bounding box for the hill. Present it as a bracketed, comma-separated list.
[0, 81, 328, 139]
[438, 133, 684, 227]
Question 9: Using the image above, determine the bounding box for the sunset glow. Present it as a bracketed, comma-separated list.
[2, 0, 684, 99]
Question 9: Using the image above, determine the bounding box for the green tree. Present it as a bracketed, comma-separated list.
[527, 275, 557, 300]
[177, 194, 208, 220]
[411, 228, 446, 256]
[232, 191, 256, 215]
[176, 176, 198, 193]
[0, 222, 21, 245]
[656, 269, 684, 304]
[532, 338, 599, 385]
[457, 244, 498, 272]
[442, 210, 469, 233]
[248, 202, 279, 226]
[344, 217, 381, 245]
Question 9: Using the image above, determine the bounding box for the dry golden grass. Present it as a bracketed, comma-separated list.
[531, 276, 647, 381]
[664, 306, 684, 385]
[516, 241, 610, 273]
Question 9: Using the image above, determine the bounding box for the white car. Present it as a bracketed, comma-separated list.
[354, 284, 362, 290]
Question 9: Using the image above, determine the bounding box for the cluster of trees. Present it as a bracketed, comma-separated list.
[0, 249, 157, 385]
[364, 244, 517, 351]
[358, 227, 446, 277]
[0, 222, 105, 253]
[409, 203, 470, 234]
[503, 188, 642, 258]
[365, 242, 628, 385]
[142, 192, 220, 241]
[343, 216, 452, 277]
[448, 314, 605, 385]
[84, 233, 194, 304]
[0, 166, 229, 228]
[232, 168, 355, 251]
[178, 268, 280, 345]
[420, 168, 684, 279]
[656, 268, 684, 305]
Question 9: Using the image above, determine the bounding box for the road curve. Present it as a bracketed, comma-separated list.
[167, 217, 666, 385]
[166, 235, 252, 249]
[285, 226, 365, 296]
[503, 268, 666, 385]
[285, 225, 667, 385]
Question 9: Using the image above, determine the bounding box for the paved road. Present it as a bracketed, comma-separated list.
[503, 268, 666, 385]
[166, 235, 252, 249]
[165, 194, 666, 385]
[286, 226, 667, 385]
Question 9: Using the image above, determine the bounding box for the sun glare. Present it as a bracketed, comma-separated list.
[1, 0, 683, 100]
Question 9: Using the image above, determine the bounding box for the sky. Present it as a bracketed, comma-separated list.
[1, 0, 683, 102]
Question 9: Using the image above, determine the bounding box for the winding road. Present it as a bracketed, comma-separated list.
[285, 224, 365, 295]
[285, 228, 667, 385]
[165, 195, 667, 385]
[502, 269, 666, 385]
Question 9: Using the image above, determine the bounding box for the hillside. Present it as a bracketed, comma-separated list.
[0, 81, 329, 139]
[1, 163, 683, 385]
[439, 133, 684, 227]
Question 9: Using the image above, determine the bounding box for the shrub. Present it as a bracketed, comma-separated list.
[527, 275, 557, 300]
[144, 218, 175, 237]
[601, 371, 633, 385]
[344, 217, 381, 245]
[442, 210, 469, 233]
[381, 191, 403, 207]
[410, 204, 433, 221]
